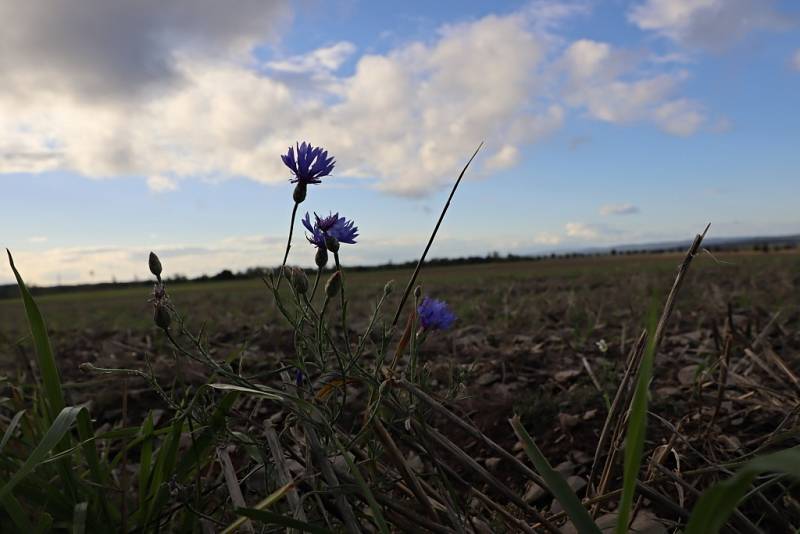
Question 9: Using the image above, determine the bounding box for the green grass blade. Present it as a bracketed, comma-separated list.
[234, 507, 334, 534]
[0, 405, 85, 500]
[139, 412, 154, 512]
[0, 409, 26, 452]
[7, 249, 65, 421]
[510, 416, 601, 534]
[1, 493, 34, 531]
[686, 447, 800, 534]
[615, 310, 658, 534]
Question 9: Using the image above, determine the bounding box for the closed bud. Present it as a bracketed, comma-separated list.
[324, 234, 340, 253]
[413, 285, 422, 299]
[290, 267, 309, 294]
[154, 304, 171, 330]
[325, 271, 341, 298]
[293, 183, 307, 203]
[315, 246, 328, 268]
[383, 280, 395, 296]
[149, 251, 162, 278]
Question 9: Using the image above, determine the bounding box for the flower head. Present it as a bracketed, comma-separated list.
[302, 212, 359, 249]
[281, 142, 335, 185]
[417, 297, 456, 331]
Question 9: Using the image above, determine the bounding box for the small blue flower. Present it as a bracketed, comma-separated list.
[294, 368, 304, 387]
[302, 212, 359, 249]
[417, 297, 456, 331]
[281, 142, 335, 185]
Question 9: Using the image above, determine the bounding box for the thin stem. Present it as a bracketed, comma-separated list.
[277, 201, 300, 289]
[309, 267, 322, 301]
[390, 143, 482, 330]
[333, 251, 352, 357]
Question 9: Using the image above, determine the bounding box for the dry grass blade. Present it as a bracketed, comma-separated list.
[218, 447, 254, 533]
[396, 379, 547, 489]
[373, 419, 439, 522]
[415, 421, 560, 534]
[264, 421, 308, 526]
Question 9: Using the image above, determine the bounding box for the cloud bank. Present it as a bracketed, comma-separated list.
[0, 0, 714, 197]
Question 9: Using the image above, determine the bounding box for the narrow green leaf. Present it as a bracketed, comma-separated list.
[615, 309, 658, 534]
[686, 447, 800, 534]
[7, 249, 65, 421]
[139, 412, 154, 512]
[1, 493, 34, 531]
[207, 383, 283, 401]
[0, 405, 85, 500]
[510, 416, 601, 534]
[234, 507, 334, 534]
[0, 409, 26, 452]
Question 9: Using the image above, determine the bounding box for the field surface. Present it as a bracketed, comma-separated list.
[2, 250, 799, 531]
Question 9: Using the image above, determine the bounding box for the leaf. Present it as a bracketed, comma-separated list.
[0, 405, 85, 500]
[207, 383, 284, 402]
[0, 409, 26, 452]
[510, 416, 601, 534]
[139, 412, 154, 512]
[1, 493, 34, 531]
[685, 447, 800, 534]
[615, 308, 658, 534]
[7, 250, 65, 421]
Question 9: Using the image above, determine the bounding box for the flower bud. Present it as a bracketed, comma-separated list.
[290, 267, 309, 294]
[324, 234, 340, 253]
[383, 280, 395, 296]
[293, 183, 307, 203]
[413, 285, 422, 299]
[325, 271, 341, 298]
[154, 304, 171, 330]
[149, 252, 162, 278]
[315, 246, 328, 268]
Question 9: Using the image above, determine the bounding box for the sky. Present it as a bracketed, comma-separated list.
[1, 0, 799, 285]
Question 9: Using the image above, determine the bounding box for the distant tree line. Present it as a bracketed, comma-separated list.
[1, 237, 797, 300]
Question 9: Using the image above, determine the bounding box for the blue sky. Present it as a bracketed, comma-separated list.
[1, 0, 799, 285]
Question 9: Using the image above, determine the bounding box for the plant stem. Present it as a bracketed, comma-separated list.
[277, 201, 300, 289]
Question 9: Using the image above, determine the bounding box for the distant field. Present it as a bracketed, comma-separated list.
[1, 250, 798, 342]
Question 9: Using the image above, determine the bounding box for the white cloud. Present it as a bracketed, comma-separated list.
[267, 42, 357, 74]
[147, 175, 178, 193]
[600, 203, 639, 216]
[560, 39, 705, 134]
[534, 232, 562, 245]
[565, 222, 600, 239]
[485, 145, 520, 171]
[28, 236, 48, 244]
[792, 49, 800, 72]
[0, 3, 708, 197]
[628, 0, 791, 51]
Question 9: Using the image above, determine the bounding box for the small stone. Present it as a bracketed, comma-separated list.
[523, 481, 547, 503]
[485, 457, 502, 471]
[555, 369, 582, 382]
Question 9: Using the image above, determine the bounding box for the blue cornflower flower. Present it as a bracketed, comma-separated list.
[302, 212, 359, 249]
[281, 142, 335, 185]
[417, 297, 456, 331]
